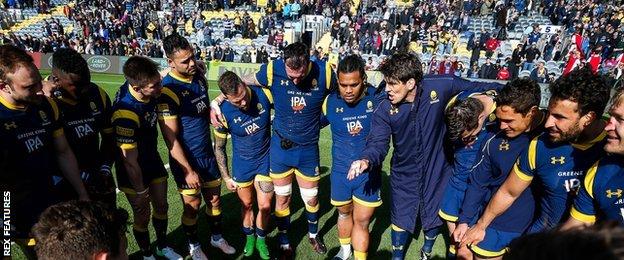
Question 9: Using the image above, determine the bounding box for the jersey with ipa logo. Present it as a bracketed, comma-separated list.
[55, 83, 112, 172]
[158, 72, 213, 158]
[255, 59, 336, 145]
[514, 131, 607, 231]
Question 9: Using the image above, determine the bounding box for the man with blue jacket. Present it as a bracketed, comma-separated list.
[348, 52, 502, 259]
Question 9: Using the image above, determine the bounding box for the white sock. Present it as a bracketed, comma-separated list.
[280, 244, 291, 250]
[189, 243, 200, 251]
[336, 244, 352, 260]
[309, 233, 317, 239]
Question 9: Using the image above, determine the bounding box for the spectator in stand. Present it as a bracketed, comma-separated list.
[479, 57, 497, 79]
[497, 64, 511, 80]
[530, 61, 549, 83]
[522, 43, 541, 72]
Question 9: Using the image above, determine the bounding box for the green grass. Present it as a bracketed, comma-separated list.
[13, 71, 448, 259]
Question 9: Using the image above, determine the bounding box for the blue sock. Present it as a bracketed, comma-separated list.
[391, 226, 409, 259]
[256, 227, 267, 239]
[276, 215, 290, 245]
[242, 226, 254, 236]
[306, 210, 319, 236]
[422, 227, 440, 254]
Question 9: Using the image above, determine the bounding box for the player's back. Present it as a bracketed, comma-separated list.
[579, 155, 624, 225]
[161, 73, 212, 158]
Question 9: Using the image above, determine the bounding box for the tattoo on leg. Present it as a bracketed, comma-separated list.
[258, 181, 274, 193]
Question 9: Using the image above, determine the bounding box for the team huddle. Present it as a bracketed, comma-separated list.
[1, 32, 624, 260]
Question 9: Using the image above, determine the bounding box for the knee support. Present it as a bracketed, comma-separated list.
[299, 187, 319, 212]
[274, 183, 292, 196]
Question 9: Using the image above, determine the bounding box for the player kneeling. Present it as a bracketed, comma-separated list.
[213, 71, 274, 259]
[112, 56, 182, 260]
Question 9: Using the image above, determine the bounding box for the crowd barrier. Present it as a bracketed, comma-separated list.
[32, 52, 554, 108]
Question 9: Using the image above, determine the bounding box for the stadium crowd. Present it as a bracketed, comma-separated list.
[1, 0, 624, 83]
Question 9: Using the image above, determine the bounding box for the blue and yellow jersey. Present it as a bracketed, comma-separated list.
[322, 85, 383, 173]
[111, 83, 162, 174]
[213, 86, 273, 175]
[54, 83, 112, 172]
[446, 90, 499, 190]
[158, 72, 213, 158]
[0, 95, 63, 202]
[459, 125, 536, 232]
[513, 131, 607, 231]
[255, 58, 336, 145]
[570, 155, 624, 225]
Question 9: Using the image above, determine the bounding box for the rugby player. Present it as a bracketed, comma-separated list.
[211, 42, 336, 257]
[348, 52, 502, 260]
[321, 55, 384, 260]
[157, 33, 234, 258]
[112, 56, 182, 260]
[461, 69, 611, 252]
[562, 86, 624, 229]
[440, 88, 498, 257]
[213, 71, 273, 259]
[44, 48, 116, 207]
[32, 201, 129, 260]
[452, 79, 546, 259]
[0, 45, 89, 253]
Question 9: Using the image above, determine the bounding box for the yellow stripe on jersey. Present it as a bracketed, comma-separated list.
[267, 61, 274, 86]
[513, 162, 534, 182]
[471, 245, 507, 257]
[0, 94, 25, 110]
[570, 206, 596, 223]
[322, 96, 329, 115]
[255, 174, 272, 182]
[97, 86, 109, 109]
[438, 209, 459, 222]
[161, 87, 180, 105]
[585, 160, 600, 199]
[331, 199, 352, 206]
[53, 129, 64, 137]
[235, 179, 254, 188]
[445, 93, 461, 111]
[391, 224, 404, 231]
[325, 62, 332, 89]
[168, 71, 192, 84]
[262, 88, 273, 104]
[47, 97, 60, 121]
[112, 109, 140, 127]
[118, 143, 137, 150]
[203, 179, 222, 188]
[528, 136, 539, 170]
[572, 130, 607, 150]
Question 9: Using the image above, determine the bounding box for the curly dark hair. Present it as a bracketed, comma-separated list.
[549, 68, 610, 117]
[445, 97, 484, 142]
[163, 33, 192, 58]
[283, 42, 310, 70]
[32, 201, 129, 260]
[378, 52, 423, 84]
[52, 48, 91, 88]
[496, 78, 541, 115]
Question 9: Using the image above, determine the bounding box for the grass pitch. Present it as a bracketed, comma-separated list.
[12, 71, 449, 259]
